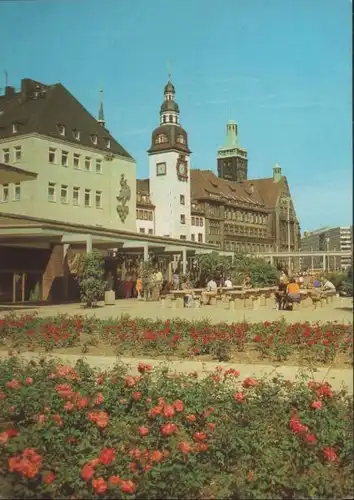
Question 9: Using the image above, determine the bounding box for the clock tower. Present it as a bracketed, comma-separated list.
[217, 120, 248, 182]
[148, 79, 192, 239]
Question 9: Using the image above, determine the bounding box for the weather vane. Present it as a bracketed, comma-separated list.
[167, 61, 172, 81]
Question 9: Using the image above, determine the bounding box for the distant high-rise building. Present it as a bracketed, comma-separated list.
[301, 226, 352, 271]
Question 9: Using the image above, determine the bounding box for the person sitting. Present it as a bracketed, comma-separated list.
[285, 278, 301, 309]
[181, 278, 193, 308]
[321, 278, 336, 296]
[202, 277, 218, 305]
[313, 277, 321, 288]
[242, 274, 252, 289]
[275, 278, 287, 310]
[224, 277, 233, 289]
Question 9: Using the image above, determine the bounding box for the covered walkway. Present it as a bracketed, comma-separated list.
[0, 212, 216, 303]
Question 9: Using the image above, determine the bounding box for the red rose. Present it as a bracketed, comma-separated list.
[92, 477, 107, 494]
[160, 422, 178, 436]
[194, 442, 208, 452]
[311, 400, 322, 410]
[323, 447, 338, 462]
[138, 426, 149, 436]
[64, 401, 74, 411]
[208, 422, 216, 432]
[163, 405, 175, 418]
[76, 396, 89, 410]
[234, 392, 246, 402]
[178, 441, 192, 454]
[173, 400, 184, 412]
[132, 391, 142, 401]
[186, 414, 197, 422]
[43, 471, 55, 484]
[108, 475, 121, 486]
[98, 447, 116, 465]
[95, 393, 104, 405]
[25, 377, 33, 385]
[120, 479, 136, 494]
[242, 377, 258, 388]
[304, 433, 317, 445]
[138, 362, 153, 373]
[193, 432, 207, 441]
[150, 450, 163, 463]
[0, 432, 8, 445]
[125, 376, 136, 387]
[81, 464, 94, 481]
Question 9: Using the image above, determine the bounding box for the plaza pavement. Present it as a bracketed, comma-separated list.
[0, 297, 352, 324]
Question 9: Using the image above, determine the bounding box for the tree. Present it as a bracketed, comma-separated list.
[76, 250, 107, 307]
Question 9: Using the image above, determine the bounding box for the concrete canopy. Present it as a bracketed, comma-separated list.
[0, 163, 38, 184]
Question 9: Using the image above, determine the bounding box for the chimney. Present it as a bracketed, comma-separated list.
[273, 163, 282, 183]
[5, 86, 15, 98]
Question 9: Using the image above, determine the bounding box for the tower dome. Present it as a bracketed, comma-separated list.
[148, 79, 190, 154]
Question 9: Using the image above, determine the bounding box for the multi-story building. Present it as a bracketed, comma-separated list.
[301, 226, 352, 271]
[0, 78, 136, 231]
[137, 80, 300, 253]
[136, 179, 155, 235]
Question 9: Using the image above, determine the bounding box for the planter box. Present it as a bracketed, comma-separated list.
[104, 290, 115, 305]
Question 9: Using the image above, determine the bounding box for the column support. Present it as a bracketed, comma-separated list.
[86, 234, 93, 253]
[143, 243, 149, 262]
[322, 254, 326, 271]
[182, 247, 187, 276]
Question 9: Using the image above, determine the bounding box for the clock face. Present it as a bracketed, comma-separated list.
[156, 162, 166, 176]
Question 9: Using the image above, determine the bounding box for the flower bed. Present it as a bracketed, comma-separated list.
[0, 357, 353, 499]
[0, 313, 352, 366]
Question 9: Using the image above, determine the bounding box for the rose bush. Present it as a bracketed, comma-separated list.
[0, 314, 352, 365]
[0, 357, 352, 499]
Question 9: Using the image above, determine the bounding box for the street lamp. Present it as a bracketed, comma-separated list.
[326, 237, 330, 272]
[311, 246, 314, 272]
[283, 196, 292, 273]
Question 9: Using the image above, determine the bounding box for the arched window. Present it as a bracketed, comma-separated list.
[176, 134, 185, 144]
[163, 115, 166, 123]
[169, 115, 173, 122]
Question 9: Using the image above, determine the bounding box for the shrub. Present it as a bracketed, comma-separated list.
[76, 250, 107, 307]
[0, 314, 352, 365]
[0, 357, 352, 499]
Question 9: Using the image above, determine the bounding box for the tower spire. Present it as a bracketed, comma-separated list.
[98, 89, 105, 127]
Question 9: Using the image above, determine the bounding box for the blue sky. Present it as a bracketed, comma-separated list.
[1, 0, 352, 232]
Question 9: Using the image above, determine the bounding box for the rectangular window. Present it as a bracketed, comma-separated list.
[58, 124, 65, 136]
[139, 228, 145, 234]
[49, 148, 56, 163]
[191, 216, 195, 225]
[95, 190, 102, 209]
[73, 129, 80, 141]
[85, 157, 91, 171]
[198, 233, 203, 242]
[60, 184, 68, 203]
[148, 211, 153, 221]
[191, 234, 195, 241]
[61, 151, 68, 167]
[200, 218, 204, 227]
[148, 229, 153, 235]
[3, 149, 10, 164]
[2, 184, 9, 202]
[73, 187, 80, 206]
[12, 123, 19, 134]
[143, 211, 148, 220]
[196, 217, 200, 227]
[14, 183, 21, 201]
[180, 194, 185, 205]
[105, 138, 111, 149]
[14, 146, 22, 161]
[48, 182, 56, 202]
[84, 189, 91, 207]
[180, 214, 186, 224]
[180, 235, 187, 240]
[96, 159, 102, 174]
[73, 153, 80, 169]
